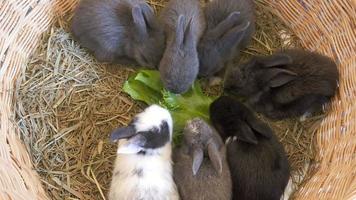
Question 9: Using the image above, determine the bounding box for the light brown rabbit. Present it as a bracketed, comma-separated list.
[173, 118, 232, 200]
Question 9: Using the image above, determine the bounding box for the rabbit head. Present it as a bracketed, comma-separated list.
[159, 15, 200, 94]
[110, 105, 173, 154]
[126, 3, 165, 68]
[183, 118, 224, 175]
[210, 96, 273, 144]
[224, 54, 296, 97]
[198, 12, 251, 77]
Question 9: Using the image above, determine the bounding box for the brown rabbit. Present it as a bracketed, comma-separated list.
[173, 118, 232, 200]
[224, 49, 339, 119]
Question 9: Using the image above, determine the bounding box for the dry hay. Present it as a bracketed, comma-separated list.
[15, 0, 323, 199]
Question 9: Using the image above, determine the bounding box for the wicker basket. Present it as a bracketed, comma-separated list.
[0, 0, 355, 199]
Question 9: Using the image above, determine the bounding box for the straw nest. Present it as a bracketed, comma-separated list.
[15, 0, 326, 199]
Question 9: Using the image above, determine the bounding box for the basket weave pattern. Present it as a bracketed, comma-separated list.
[0, 0, 355, 199]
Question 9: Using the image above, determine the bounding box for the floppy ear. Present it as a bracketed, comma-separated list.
[116, 134, 146, 154]
[132, 5, 148, 39]
[139, 3, 155, 28]
[269, 73, 297, 87]
[245, 113, 273, 139]
[207, 139, 223, 174]
[261, 54, 293, 67]
[183, 19, 194, 45]
[222, 21, 250, 44]
[175, 15, 185, 45]
[210, 12, 240, 38]
[110, 126, 136, 142]
[192, 147, 204, 176]
[235, 122, 258, 144]
[264, 68, 297, 87]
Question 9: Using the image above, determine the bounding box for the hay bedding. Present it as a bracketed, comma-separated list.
[15, 0, 325, 199]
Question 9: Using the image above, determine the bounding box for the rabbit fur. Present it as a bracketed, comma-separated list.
[210, 96, 290, 200]
[198, 0, 255, 77]
[108, 105, 179, 200]
[158, 0, 205, 94]
[71, 0, 165, 68]
[173, 118, 232, 200]
[224, 49, 339, 119]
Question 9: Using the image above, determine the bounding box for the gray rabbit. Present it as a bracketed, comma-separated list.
[71, 0, 165, 68]
[224, 49, 339, 119]
[198, 0, 255, 77]
[158, 0, 205, 94]
[210, 96, 290, 200]
[173, 118, 232, 200]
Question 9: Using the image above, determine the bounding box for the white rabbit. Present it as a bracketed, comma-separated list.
[108, 105, 179, 200]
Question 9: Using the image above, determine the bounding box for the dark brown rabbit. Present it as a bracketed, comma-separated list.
[71, 0, 165, 68]
[210, 96, 290, 200]
[224, 49, 339, 119]
[198, 0, 255, 77]
[173, 118, 232, 200]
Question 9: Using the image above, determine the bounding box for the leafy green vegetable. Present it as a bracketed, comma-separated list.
[123, 70, 216, 144]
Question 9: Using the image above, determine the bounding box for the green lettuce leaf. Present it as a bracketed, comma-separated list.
[123, 70, 216, 144]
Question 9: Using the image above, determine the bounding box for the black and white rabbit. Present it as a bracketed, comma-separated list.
[71, 0, 165, 68]
[108, 105, 179, 200]
[173, 118, 232, 200]
[224, 49, 339, 119]
[210, 96, 290, 200]
[198, 0, 255, 77]
[158, 0, 205, 94]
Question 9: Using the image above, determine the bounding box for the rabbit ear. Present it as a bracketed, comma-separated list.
[264, 68, 297, 87]
[269, 73, 297, 87]
[219, 21, 250, 54]
[132, 5, 148, 39]
[116, 134, 146, 154]
[245, 113, 273, 139]
[210, 12, 241, 38]
[192, 147, 204, 176]
[207, 139, 223, 174]
[139, 3, 156, 28]
[235, 122, 258, 144]
[183, 18, 194, 45]
[262, 54, 293, 67]
[110, 126, 136, 142]
[175, 15, 186, 45]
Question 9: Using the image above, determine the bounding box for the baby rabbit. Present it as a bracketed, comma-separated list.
[224, 49, 339, 119]
[173, 118, 232, 200]
[210, 96, 290, 200]
[109, 105, 179, 200]
[159, 0, 205, 94]
[71, 0, 165, 68]
[198, 0, 255, 77]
